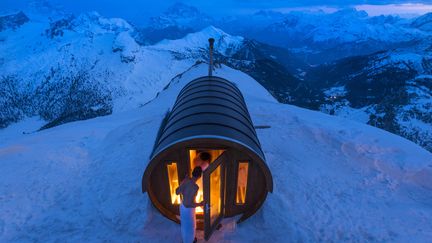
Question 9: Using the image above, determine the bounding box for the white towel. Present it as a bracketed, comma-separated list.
[180, 203, 196, 243]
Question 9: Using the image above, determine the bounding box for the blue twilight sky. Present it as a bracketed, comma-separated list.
[2, 0, 432, 24]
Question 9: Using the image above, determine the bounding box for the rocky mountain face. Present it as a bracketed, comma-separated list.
[0, 11, 29, 31]
[144, 4, 430, 64]
[149, 25, 318, 107]
[241, 9, 423, 64]
[213, 30, 432, 152]
[135, 2, 213, 45]
[411, 12, 432, 31]
[306, 38, 432, 152]
[219, 39, 319, 106]
[1, 5, 431, 152]
[139, 3, 432, 152]
[0, 9, 309, 131]
[0, 11, 195, 129]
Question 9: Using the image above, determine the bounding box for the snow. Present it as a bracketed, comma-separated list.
[321, 103, 373, 124]
[112, 31, 140, 62]
[389, 53, 424, 69]
[320, 86, 374, 124]
[0, 12, 200, 113]
[146, 2, 213, 30]
[412, 12, 432, 31]
[256, 8, 428, 45]
[366, 50, 426, 73]
[416, 74, 432, 79]
[0, 15, 246, 119]
[154, 26, 244, 56]
[73, 11, 133, 34]
[1, 63, 431, 242]
[148, 4, 430, 47]
[323, 86, 348, 98]
[143, 3, 431, 48]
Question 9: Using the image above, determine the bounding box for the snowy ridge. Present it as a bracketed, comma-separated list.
[154, 25, 244, 56]
[146, 4, 430, 46]
[1, 9, 432, 154]
[1, 13, 229, 128]
[316, 38, 432, 152]
[303, 9, 419, 43]
[72, 11, 133, 34]
[0, 9, 253, 129]
[143, 3, 432, 63]
[412, 12, 432, 31]
[0, 64, 431, 242]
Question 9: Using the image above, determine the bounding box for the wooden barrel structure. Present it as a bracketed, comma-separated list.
[142, 39, 273, 240]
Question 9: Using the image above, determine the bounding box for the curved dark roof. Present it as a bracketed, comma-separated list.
[150, 76, 265, 161]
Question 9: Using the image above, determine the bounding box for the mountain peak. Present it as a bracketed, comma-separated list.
[0, 11, 29, 31]
[164, 2, 201, 18]
[253, 10, 285, 18]
[153, 25, 243, 56]
[148, 2, 212, 30]
[200, 25, 227, 37]
[332, 8, 368, 19]
[411, 12, 432, 31]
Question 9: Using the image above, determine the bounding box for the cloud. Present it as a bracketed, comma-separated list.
[192, 0, 432, 17]
[228, 0, 432, 7]
[356, 3, 432, 17]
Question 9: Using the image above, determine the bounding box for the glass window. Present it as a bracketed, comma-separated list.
[210, 165, 221, 225]
[166, 162, 181, 205]
[236, 162, 249, 204]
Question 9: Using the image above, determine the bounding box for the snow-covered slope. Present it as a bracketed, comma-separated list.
[241, 9, 431, 64]
[0, 11, 300, 131]
[263, 9, 420, 44]
[0, 11, 193, 110]
[412, 12, 432, 31]
[2, 9, 432, 155]
[0, 12, 242, 128]
[1, 64, 431, 242]
[313, 38, 432, 152]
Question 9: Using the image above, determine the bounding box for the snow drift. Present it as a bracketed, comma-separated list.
[1, 64, 431, 242]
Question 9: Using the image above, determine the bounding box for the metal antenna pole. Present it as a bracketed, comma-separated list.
[208, 38, 215, 77]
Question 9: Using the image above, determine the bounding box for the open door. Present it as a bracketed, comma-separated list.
[203, 152, 226, 241]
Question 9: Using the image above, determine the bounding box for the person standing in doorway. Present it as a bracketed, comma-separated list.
[176, 166, 204, 243]
[192, 152, 212, 207]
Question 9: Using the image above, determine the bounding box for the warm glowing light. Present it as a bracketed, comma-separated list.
[189, 149, 224, 214]
[195, 186, 204, 214]
[189, 150, 203, 213]
[167, 162, 181, 205]
[236, 162, 249, 204]
[210, 165, 221, 225]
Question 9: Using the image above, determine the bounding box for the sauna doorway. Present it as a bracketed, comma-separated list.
[188, 149, 225, 240]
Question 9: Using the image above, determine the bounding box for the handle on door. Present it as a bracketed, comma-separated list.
[205, 203, 210, 213]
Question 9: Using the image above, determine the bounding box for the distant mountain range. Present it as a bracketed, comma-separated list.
[0, 3, 431, 152]
[138, 3, 432, 152]
[142, 3, 432, 64]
